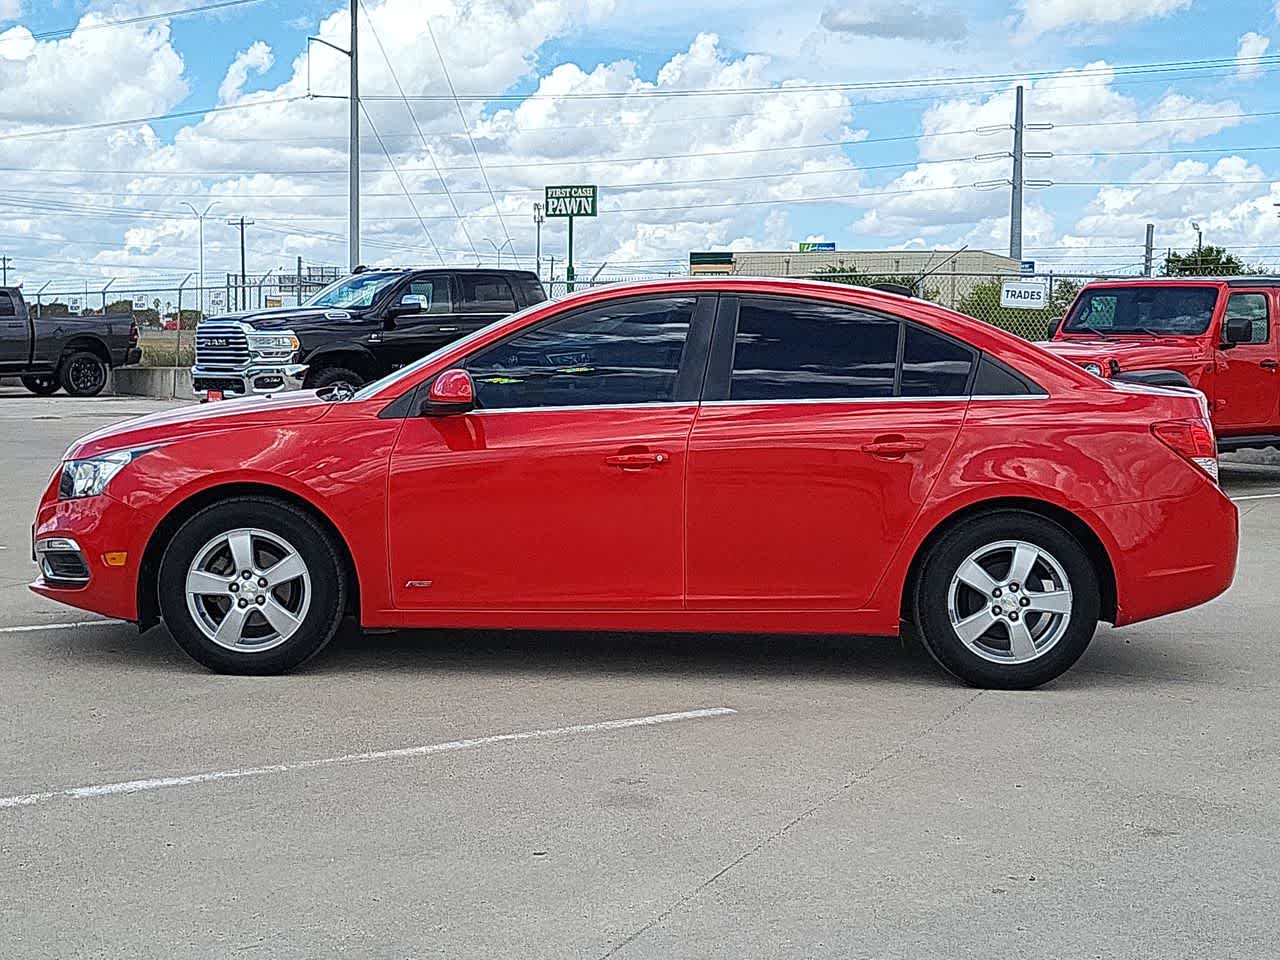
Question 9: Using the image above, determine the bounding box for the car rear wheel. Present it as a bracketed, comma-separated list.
[59, 350, 109, 397]
[21, 375, 60, 396]
[158, 497, 347, 674]
[911, 511, 1100, 689]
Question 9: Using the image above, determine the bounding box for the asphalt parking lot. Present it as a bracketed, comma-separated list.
[2, 385, 1279, 959]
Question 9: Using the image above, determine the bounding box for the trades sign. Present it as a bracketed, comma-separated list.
[999, 278, 1050, 310]
[544, 185, 597, 218]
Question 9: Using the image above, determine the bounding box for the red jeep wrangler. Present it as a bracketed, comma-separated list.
[1039, 277, 1278, 452]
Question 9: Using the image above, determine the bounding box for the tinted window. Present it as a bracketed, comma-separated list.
[973, 355, 1044, 396]
[900, 324, 976, 397]
[460, 275, 517, 313]
[1225, 293, 1269, 344]
[465, 296, 695, 409]
[730, 298, 898, 401]
[0, 292, 13, 317]
[1062, 286, 1218, 335]
[405, 276, 452, 314]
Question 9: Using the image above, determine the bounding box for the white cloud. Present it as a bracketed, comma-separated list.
[1016, 0, 1193, 38]
[1236, 32, 1270, 81]
[0, 0, 19, 22]
[218, 41, 273, 104]
[820, 1, 963, 41]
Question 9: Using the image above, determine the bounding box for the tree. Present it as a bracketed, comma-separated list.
[955, 278, 1081, 340]
[809, 264, 941, 302]
[1161, 245, 1260, 277]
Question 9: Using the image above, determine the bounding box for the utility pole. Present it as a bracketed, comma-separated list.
[349, 0, 360, 271]
[1008, 83, 1029, 259]
[226, 217, 254, 310]
[533, 203, 545, 279]
[0, 255, 9, 285]
[1143, 223, 1155, 277]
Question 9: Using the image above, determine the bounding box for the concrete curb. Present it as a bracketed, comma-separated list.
[110, 366, 193, 399]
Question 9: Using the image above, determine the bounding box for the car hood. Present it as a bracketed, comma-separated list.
[66, 390, 332, 459]
[202, 306, 357, 329]
[1037, 335, 1209, 372]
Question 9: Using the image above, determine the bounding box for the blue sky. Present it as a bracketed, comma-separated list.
[2, 0, 1280, 290]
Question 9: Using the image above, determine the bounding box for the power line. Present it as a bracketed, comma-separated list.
[1, 96, 313, 141]
[424, 19, 517, 265]
[358, 0, 477, 261]
[0, 0, 265, 44]
[358, 102, 445, 264]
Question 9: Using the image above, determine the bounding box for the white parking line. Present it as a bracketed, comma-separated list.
[0, 620, 119, 634]
[0, 707, 737, 810]
[1231, 492, 1280, 502]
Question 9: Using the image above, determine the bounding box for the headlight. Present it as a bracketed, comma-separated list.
[1081, 362, 1104, 376]
[58, 449, 146, 500]
[247, 332, 300, 354]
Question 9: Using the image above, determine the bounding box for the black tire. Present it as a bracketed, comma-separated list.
[21, 375, 60, 396]
[59, 350, 109, 397]
[157, 496, 348, 674]
[305, 365, 364, 393]
[910, 510, 1101, 690]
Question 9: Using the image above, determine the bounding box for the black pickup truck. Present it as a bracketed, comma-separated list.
[192, 267, 547, 397]
[0, 287, 141, 396]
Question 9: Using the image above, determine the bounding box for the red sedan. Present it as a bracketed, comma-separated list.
[30, 279, 1237, 688]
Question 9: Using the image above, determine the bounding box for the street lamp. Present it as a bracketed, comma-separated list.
[484, 237, 514, 268]
[1190, 220, 1203, 255]
[533, 203, 545, 280]
[181, 200, 219, 318]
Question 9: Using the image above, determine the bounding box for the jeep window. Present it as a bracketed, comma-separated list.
[1224, 293, 1269, 345]
[1062, 286, 1218, 336]
[306, 273, 402, 309]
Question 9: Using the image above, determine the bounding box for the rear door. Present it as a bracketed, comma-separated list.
[1214, 289, 1280, 434]
[685, 295, 972, 611]
[0, 291, 28, 367]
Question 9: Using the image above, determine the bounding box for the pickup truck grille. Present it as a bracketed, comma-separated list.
[195, 322, 250, 370]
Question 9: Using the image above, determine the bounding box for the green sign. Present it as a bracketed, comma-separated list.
[798, 242, 836, 252]
[545, 185, 597, 218]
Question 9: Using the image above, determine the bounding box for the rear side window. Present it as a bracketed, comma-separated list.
[0, 292, 14, 317]
[1225, 293, 1269, 345]
[900, 324, 977, 397]
[730, 298, 898, 400]
[460, 275, 517, 313]
[973, 355, 1045, 396]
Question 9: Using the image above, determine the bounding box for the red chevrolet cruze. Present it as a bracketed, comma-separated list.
[31, 278, 1237, 688]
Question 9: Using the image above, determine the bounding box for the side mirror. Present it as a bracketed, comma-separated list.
[389, 293, 428, 317]
[423, 368, 474, 415]
[1221, 315, 1252, 349]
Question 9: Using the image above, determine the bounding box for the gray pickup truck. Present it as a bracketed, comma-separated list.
[0, 287, 141, 396]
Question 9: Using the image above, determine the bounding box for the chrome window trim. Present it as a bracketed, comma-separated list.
[469, 401, 697, 415]
[463, 394, 1049, 415]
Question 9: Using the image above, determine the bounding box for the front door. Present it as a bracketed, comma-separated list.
[686, 295, 971, 610]
[1215, 289, 1280, 435]
[0, 291, 27, 367]
[377, 274, 460, 368]
[387, 293, 713, 610]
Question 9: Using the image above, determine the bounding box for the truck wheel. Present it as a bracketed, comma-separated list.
[306, 366, 365, 393]
[59, 351, 109, 397]
[910, 510, 1101, 690]
[157, 496, 348, 675]
[21, 375, 60, 396]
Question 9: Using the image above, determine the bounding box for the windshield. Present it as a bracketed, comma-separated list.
[305, 273, 401, 309]
[1062, 286, 1218, 336]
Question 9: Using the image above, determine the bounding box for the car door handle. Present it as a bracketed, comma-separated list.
[861, 437, 926, 457]
[437, 326, 459, 333]
[605, 451, 669, 469]
[1261, 359, 1278, 371]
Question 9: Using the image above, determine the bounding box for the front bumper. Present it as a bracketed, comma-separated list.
[30, 491, 145, 621]
[191, 362, 308, 399]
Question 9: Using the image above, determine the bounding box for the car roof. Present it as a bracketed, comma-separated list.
[1082, 276, 1280, 288]
[357, 266, 540, 278]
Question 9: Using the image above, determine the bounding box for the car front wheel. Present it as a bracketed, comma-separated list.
[21, 375, 60, 396]
[911, 511, 1101, 689]
[157, 497, 348, 674]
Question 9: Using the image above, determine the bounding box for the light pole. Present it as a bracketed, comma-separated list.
[181, 200, 219, 317]
[533, 203, 545, 279]
[484, 237, 514, 268]
[1191, 220, 1203, 255]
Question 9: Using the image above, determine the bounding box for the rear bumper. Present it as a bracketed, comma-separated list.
[1095, 482, 1238, 627]
[191, 363, 308, 399]
[122, 347, 143, 367]
[28, 492, 146, 621]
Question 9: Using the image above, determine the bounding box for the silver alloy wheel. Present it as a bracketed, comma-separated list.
[946, 539, 1074, 665]
[184, 527, 312, 653]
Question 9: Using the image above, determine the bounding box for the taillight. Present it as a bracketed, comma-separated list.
[129, 322, 139, 347]
[1152, 418, 1218, 483]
